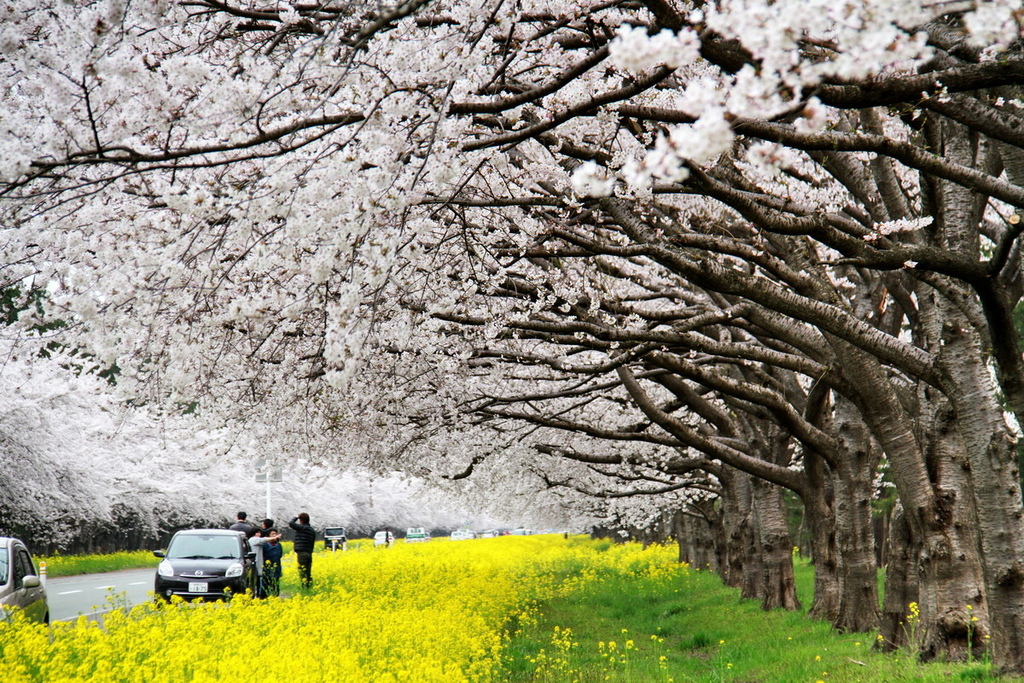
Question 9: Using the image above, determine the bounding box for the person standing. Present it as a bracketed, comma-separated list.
[289, 512, 315, 589]
[229, 511, 257, 538]
[262, 530, 283, 597]
[248, 526, 281, 598]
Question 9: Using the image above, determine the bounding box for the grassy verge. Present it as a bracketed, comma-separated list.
[502, 555, 1003, 682]
[37, 550, 161, 577]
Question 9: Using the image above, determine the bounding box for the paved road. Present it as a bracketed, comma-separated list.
[45, 568, 155, 622]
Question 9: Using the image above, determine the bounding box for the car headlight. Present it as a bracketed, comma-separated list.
[225, 562, 244, 578]
[158, 560, 175, 577]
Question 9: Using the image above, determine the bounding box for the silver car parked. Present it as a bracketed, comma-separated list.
[0, 536, 49, 624]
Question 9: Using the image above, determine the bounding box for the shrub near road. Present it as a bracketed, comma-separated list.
[0, 535, 678, 682]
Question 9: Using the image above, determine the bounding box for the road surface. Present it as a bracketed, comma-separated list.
[45, 568, 155, 622]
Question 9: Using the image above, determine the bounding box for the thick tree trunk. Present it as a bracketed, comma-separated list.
[677, 501, 722, 572]
[830, 339, 986, 661]
[673, 509, 691, 565]
[718, 469, 749, 590]
[879, 502, 919, 651]
[674, 508, 707, 567]
[941, 325, 1021, 670]
[914, 487, 986, 663]
[802, 447, 841, 622]
[876, 387, 987, 663]
[751, 476, 800, 610]
[832, 460, 881, 632]
[918, 115, 1012, 669]
[706, 500, 727, 575]
[831, 398, 881, 632]
[733, 473, 762, 600]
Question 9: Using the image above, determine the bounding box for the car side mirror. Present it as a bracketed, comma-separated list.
[246, 551, 256, 560]
[153, 550, 166, 558]
[22, 575, 40, 589]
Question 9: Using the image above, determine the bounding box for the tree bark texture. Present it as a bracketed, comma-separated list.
[802, 449, 841, 623]
[751, 476, 801, 611]
[831, 398, 881, 632]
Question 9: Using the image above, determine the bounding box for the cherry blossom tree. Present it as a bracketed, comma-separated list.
[0, 338, 507, 552]
[4, 0, 1024, 672]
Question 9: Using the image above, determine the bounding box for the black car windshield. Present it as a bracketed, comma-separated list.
[0, 548, 7, 584]
[167, 534, 241, 560]
[324, 528, 345, 535]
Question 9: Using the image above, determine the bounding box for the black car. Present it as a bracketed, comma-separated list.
[153, 529, 256, 601]
[323, 526, 347, 551]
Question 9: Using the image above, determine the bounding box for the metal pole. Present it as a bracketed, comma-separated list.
[265, 476, 272, 520]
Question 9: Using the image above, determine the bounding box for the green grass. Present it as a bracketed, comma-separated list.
[502, 560, 1010, 682]
[37, 550, 161, 577]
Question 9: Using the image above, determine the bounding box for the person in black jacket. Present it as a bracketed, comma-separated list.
[289, 512, 316, 589]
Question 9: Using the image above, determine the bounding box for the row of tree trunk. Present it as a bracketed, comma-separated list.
[615, 444, 993, 666]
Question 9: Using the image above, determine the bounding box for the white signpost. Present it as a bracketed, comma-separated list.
[254, 460, 283, 519]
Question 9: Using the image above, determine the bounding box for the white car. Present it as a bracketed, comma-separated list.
[0, 537, 49, 624]
[450, 529, 476, 541]
[373, 530, 394, 547]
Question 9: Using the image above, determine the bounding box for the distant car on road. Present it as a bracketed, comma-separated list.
[405, 527, 431, 543]
[0, 536, 48, 624]
[153, 529, 256, 601]
[323, 526, 348, 551]
[450, 529, 476, 541]
[373, 530, 394, 547]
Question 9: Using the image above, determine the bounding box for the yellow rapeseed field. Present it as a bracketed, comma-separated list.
[0, 535, 685, 682]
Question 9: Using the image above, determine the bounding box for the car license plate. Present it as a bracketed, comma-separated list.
[188, 582, 208, 593]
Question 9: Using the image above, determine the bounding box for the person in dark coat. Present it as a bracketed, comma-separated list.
[288, 512, 315, 589]
[262, 530, 283, 597]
